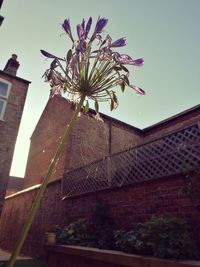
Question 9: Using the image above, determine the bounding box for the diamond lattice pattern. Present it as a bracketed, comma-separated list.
[62, 123, 200, 197]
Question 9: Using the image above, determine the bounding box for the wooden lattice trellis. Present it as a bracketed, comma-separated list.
[62, 123, 200, 198]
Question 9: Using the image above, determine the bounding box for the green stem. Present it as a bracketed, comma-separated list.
[6, 93, 86, 267]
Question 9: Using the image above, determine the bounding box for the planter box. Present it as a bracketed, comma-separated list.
[45, 245, 200, 267]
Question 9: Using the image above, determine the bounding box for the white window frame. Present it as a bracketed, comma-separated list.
[0, 78, 12, 120]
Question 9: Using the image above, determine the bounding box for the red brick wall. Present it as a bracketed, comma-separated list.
[0, 173, 199, 257]
[0, 71, 29, 216]
[6, 176, 23, 196]
[66, 113, 110, 170]
[111, 121, 142, 154]
[141, 108, 200, 145]
[23, 97, 74, 188]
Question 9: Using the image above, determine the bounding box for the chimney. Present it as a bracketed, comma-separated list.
[4, 54, 20, 76]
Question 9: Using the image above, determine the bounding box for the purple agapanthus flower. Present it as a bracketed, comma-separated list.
[90, 17, 108, 42]
[77, 24, 84, 40]
[77, 17, 92, 42]
[40, 50, 64, 60]
[62, 19, 74, 42]
[94, 16, 108, 34]
[110, 37, 127, 48]
[129, 85, 145, 95]
[132, 58, 144, 67]
[85, 17, 92, 38]
[41, 16, 145, 103]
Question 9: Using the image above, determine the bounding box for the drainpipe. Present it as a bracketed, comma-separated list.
[108, 120, 112, 155]
[107, 120, 112, 186]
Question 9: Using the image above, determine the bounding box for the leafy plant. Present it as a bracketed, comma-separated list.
[57, 219, 89, 246]
[115, 216, 199, 260]
[114, 230, 143, 253]
[138, 216, 198, 259]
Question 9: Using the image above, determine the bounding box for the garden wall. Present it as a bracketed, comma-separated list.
[45, 245, 200, 267]
[0, 173, 199, 258]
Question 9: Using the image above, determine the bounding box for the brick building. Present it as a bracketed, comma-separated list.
[23, 95, 200, 190]
[0, 55, 30, 216]
[0, 89, 200, 257]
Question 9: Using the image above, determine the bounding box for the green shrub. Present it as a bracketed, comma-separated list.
[114, 229, 143, 254]
[138, 216, 198, 259]
[115, 216, 198, 260]
[57, 211, 198, 260]
[57, 218, 89, 246]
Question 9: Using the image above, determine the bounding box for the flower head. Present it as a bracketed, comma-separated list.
[41, 17, 145, 110]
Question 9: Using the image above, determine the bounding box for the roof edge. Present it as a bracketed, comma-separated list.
[142, 104, 200, 132]
[0, 70, 31, 84]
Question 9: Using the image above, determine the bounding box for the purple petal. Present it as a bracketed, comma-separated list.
[110, 37, 127, 48]
[90, 17, 108, 42]
[77, 24, 82, 40]
[113, 53, 143, 66]
[41, 50, 56, 58]
[129, 85, 145, 95]
[114, 53, 133, 64]
[40, 50, 64, 61]
[62, 19, 74, 42]
[95, 17, 108, 34]
[77, 18, 90, 41]
[62, 19, 71, 34]
[138, 88, 145, 95]
[132, 58, 144, 67]
[81, 19, 85, 31]
[85, 17, 92, 37]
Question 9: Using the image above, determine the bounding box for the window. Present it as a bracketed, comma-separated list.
[0, 79, 11, 120]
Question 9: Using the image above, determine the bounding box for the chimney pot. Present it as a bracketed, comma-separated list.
[4, 54, 20, 76]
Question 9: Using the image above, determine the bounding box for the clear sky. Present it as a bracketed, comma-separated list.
[0, 0, 200, 177]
